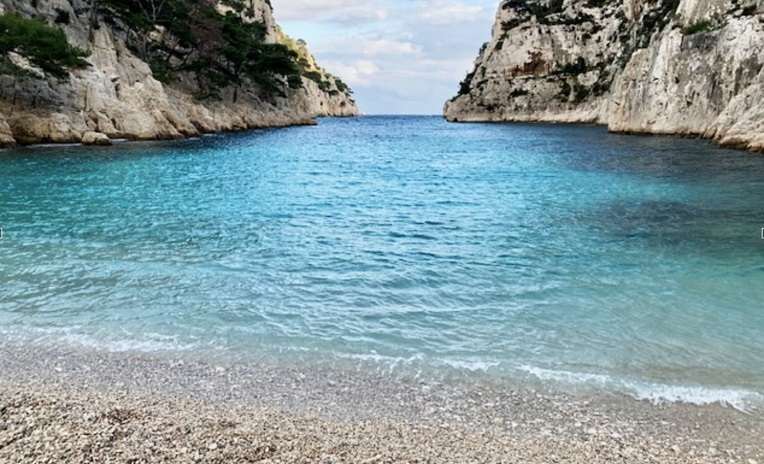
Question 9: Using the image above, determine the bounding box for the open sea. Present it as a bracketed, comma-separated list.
[1, 116, 763, 410]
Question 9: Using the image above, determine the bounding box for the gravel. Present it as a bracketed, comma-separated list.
[1, 341, 762, 463]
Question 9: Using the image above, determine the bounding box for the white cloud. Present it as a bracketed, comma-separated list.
[417, 0, 483, 25]
[274, 0, 388, 25]
[321, 60, 380, 85]
[276, 0, 497, 114]
[319, 36, 421, 57]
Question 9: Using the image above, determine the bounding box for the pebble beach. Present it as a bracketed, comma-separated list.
[1, 342, 762, 463]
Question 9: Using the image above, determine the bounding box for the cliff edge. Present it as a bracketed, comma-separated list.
[444, 0, 764, 152]
[0, 0, 357, 147]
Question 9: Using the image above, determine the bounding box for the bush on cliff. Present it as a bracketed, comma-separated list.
[98, 0, 301, 100]
[681, 20, 712, 35]
[0, 12, 89, 80]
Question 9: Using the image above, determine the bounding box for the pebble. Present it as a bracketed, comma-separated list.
[1, 343, 762, 464]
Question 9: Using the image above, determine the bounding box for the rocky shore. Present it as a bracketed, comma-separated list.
[445, 0, 764, 152]
[1, 342, 762, 463]
[0, 0, 357, 148]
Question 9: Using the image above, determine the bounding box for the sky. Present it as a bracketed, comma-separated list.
[274, 0, 498, 115]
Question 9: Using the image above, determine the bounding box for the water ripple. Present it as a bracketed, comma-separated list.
[2, 116, 764, 407]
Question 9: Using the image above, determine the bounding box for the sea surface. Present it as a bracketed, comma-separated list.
[1, 116, 763, 410]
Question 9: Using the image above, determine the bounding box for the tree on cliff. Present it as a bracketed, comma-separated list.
[98, 0, 301, 101]
[0, 12, 89, 80]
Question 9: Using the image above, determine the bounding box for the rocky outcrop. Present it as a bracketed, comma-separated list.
[0, 0, 357, 148]
[444, 0, 764, 152]
[81, 130, 111, 145]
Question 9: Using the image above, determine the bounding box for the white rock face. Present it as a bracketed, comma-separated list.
[445, 0, 764, 152]
[0, 0, 358, 147]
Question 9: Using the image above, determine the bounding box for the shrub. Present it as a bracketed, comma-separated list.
[458, 69, 476, 96]
[558, 80, 572, 100]
[303, 70, 323, 83]
[54, 8, 71, 25]
[0, 12, 89, 80]
[334, 77, 349, 93]
[573, 84, 590, 102]
[100, 0, 303, 99]
[682, 20, 712, 35]
[560, 57, 587, 75]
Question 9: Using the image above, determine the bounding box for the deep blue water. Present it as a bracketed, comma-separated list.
[2, 116, 764, 409]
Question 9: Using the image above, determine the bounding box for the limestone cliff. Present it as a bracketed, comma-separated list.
[0, 0, 357, 147]
[444, 0, 764, 152]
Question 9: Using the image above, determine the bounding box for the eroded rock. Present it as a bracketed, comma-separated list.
[0, 0, 358, 147]
[445, 0, 764, 152]
[81, 131, 111, 146]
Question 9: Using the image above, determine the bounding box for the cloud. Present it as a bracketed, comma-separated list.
[318, 36, 421, 57]
[321, 60, 380, 85]
[274, 0, 388, 25]
[275, 0, 497, 114]
[417, 0, 483, 25]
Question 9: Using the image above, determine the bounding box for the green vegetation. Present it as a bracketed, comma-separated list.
[334, 77, 349, 93]
[591, 68, 612, 96]
[501, 0, 598, 28]
[503, 0, 564, 19]
[560, 57, 587, 75]
[457, 69, 477, 96]
[681, 20, 712, 35]
[585, 0, 616, 7]
[742, 4, 758, 16]
[54, 8, 71, 25]
[99, 0, 303, 100]
[573, 83, 590, 103]
[0, 12, 89, 80]
[642, 0, 680, 33]
[558, 80, 572, 101]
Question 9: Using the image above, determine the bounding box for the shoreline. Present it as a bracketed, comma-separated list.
[0, 117, 329, 150]
[2, 115, 760, 155]
[443, 118, 764, 154]
[1, 341, 762, 463]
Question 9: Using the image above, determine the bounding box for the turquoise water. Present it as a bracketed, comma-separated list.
[2, 116, 764, 408]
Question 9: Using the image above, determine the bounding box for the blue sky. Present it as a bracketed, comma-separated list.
[274, 0, 497, 115]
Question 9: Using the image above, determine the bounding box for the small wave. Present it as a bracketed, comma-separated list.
[438, 358, 500, 372]
[339, 351, 424, 365]
[69, 335, 197, 354]
[20, 327, 198, 354]
[338, 351, 500, 374]
[631, 384, 762, 412]
[337, 351, 425, 374]
[520, 365, 763, 412]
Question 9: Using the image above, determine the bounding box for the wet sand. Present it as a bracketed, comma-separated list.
[1, 342, 762, 463]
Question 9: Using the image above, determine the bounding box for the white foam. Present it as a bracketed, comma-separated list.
[337, 351, 425, 374]
[521, 365, 613, 386]
[18, 326, 197, 353]
[439, 358, 500, 372]
[519, 365, 764, 412]
[630, 384, 762, 412]
[340, 351, 424, 365]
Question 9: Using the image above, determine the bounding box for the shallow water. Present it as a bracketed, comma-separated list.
[1, 116, 763, 409]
